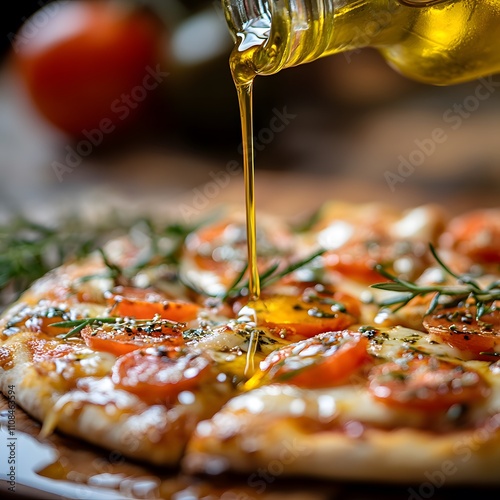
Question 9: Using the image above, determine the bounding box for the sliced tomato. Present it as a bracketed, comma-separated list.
[311, 205, 431, 283]
[257, 332, 371, 388]
[323, 247, 389, 284]
[106, 286, 199, 322]
[26, 314, 76, 336]
[25, 316, 56, 336]
[80, 322, 185, 357]
[111, 348, 212, 404]
[4, 305, 75, 337]
[9, 313, 66, 337]
[368, 355, 490, 411]
[240, 286, 361, 339]
[440, 209, 500, 264]
[423, 304, 500, 361]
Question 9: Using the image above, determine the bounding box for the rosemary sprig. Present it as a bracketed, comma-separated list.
[220, 263, 249, 301]
[261, 248, 326, 288]
[220, 247, 326, 301]
[371, 243, 500, 319]
[291, 205, 322, 233]
[51, 315, 182, 339]
[78, 215, 209, 285]
[0, 214, 130, 308]
[0, 209, 206, 310]
[77, 248, 126, 285]
[50, 318, 118, 339]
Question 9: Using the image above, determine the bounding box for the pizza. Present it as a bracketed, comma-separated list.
[0, 201, 499, 488]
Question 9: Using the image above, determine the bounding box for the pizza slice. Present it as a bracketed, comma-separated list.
[0, 242, 237, 465]
[183, 323, 500, 484]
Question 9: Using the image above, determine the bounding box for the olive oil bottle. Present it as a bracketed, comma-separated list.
[224, 0, 500, 86]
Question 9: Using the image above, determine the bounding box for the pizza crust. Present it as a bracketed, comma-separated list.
[0, 328, 233, 466]
[1, 353, 232, 466]
[183, 387, 500, 484]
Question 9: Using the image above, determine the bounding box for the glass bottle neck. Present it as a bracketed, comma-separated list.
[223, 0, 455, 84]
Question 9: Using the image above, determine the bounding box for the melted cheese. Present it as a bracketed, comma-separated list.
[210, 325, 498, 433]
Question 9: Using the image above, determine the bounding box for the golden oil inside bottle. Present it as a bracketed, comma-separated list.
[379, 0, 500, 85]
[229, 0, 500, 86]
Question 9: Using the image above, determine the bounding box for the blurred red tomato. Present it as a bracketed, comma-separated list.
[11, 0, 166, 137]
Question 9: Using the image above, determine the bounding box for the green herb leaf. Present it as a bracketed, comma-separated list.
[371, 244, 499, 319]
